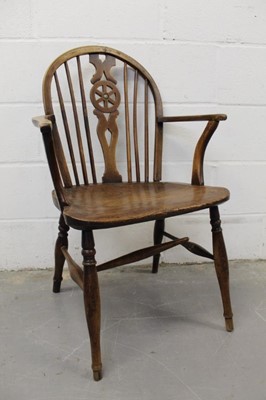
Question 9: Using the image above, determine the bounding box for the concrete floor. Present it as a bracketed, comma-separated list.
[1, 261, 266, 400]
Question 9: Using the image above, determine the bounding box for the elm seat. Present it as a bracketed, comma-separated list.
[32, 45, 233, 382]
[53, 183, 230, 229]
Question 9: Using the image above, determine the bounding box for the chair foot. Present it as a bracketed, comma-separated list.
[93, 369, 102, 381]
[53, 278, 62, 293]
[225, 317, 234, 332]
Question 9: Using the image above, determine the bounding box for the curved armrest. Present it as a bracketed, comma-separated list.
[158, 114, 227, 186]
[157, 114, 227, 123]
[32, 114, 55, 131]
[32, 114, 67, 208]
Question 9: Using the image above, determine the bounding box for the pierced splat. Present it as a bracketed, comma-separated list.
[90, 54, 122, 183]
[93, 109, 122, 182]
[89, 54, 117, 84]
[90, 80, 120, 114]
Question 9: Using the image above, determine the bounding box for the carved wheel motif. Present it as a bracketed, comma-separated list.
[90, 80, 120, 113]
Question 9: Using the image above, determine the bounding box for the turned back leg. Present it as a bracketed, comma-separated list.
[152, 219, 165, 273]
[53, 214, 69, 293]
[210, 206, 233, 332]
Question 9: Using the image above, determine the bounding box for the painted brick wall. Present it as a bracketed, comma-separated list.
[1, 0, 266, 269]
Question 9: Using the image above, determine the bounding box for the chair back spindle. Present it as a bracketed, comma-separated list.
[144, 78, 149, 183]
[123, 63, 133, 183]
[77, 56, 97, 184]
[65, 61, 89, 185]
[54, 70, 80, 186]
[133, 70, 140, 182]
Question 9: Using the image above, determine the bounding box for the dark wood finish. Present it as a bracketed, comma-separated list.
[144, 78, 149, 182]
[210, 206, 233, 332]
[93, 109, 122, 183]
[160, 116, 225, 186]
[133, 70, 140, 182]
[33, 114, 72, 187]
[82, 230, 102, 381]
[152, 219, 165, 273]
[192, 120, 219, 186]
[61, 246, 84, 290]
[60, 234, 188, 277]
[97, 236, 188, 272]
[123, 63, 132, 182]
[53, 214, 69, 293]
[41, 45, 164, 191]
[32, 45, 233, 381]
[33, 115, 67, 208]
[65, 61, 89, 185]
[51, 183, 229, 229]
[163, 231, 214, 260]
[90, 54, 122, 183]
[158, 114, 227, 122]
[54, 70, 80, 185]
[77, 56, 97, 184]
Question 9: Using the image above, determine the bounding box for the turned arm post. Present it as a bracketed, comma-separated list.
[32, 115, 67, 209]
[191, 120, 219, 186]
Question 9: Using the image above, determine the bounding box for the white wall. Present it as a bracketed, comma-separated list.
[1, 0, 266, 270]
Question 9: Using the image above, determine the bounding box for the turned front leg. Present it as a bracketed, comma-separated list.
[82, 230, 102, 381]
[210, 206, 234, 332]
[53, 214, 69, 293]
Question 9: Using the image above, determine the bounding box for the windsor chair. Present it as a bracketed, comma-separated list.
[32, 46, 233, 381]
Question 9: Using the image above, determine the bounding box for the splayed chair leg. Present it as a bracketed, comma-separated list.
[53, 214, 69, 293]
[210, 206, 234, 332]
[82, 230, 102, 381]
[152, 219, 165, 273]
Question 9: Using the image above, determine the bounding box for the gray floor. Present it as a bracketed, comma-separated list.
[1, 261, 266, 400]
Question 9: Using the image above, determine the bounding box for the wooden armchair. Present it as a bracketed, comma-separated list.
[32, 46, 233, 381]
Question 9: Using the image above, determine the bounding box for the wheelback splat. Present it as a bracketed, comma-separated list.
[89, 54, 122, 183]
